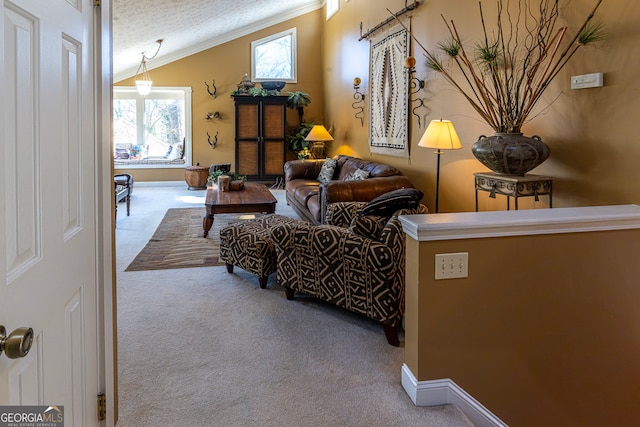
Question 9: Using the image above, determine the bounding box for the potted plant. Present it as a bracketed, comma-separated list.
[285, 91, 311, 125]
[399, 0, 605, 175]
[208, 170, 247, 190]
[287, 121, 314, 155]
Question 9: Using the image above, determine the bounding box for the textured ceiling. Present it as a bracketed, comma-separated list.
[113, 0, 324, 82]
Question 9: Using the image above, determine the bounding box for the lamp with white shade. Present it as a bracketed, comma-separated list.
[305, 125, 334, 159]
[418, 119, 462, 213]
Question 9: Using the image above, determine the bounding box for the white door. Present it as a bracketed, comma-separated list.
[1, 0, 105, 424]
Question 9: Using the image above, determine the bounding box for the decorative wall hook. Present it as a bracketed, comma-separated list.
[352, 77, 366, 127]
[207, 131, 218, 149]
[405, 57, 429, 128]
[205, 80, 217, 98]
[204, 111, 221, 120]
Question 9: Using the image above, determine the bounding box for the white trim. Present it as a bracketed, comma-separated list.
[135, 180, 186, 187]
[399, 204, 640, 241]
[401, 364, 507, 427]
[96, 0, 116, 424]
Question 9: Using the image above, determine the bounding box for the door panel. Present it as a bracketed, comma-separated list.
[1, 0, 100, 425]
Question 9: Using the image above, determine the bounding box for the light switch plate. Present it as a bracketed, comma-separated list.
[435, 252, 469, 280]
[571, 72, 603, 89]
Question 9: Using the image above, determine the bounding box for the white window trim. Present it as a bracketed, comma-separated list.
[327, 0, 339, 20]
[251, 27, 297, 83]
[113, 86, 193, 169]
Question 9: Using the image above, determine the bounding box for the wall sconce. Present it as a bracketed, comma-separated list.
[352, 77, 366, 127]
[204, 112, 221, 120]
[205, 80, 217, 98]
[207, 131, 218, 149]
[405, 56, 429, 128]
[134, 39, 163, 96]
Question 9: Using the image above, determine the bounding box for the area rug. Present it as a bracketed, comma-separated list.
[125, 208, 257, 271]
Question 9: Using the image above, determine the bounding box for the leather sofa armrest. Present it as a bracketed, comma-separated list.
[284, 159, 326, 182]
[319, 176, 415, 223]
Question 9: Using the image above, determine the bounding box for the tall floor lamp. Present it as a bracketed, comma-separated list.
[418, 119, 462, 213]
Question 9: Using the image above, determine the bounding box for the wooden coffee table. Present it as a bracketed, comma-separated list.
[203, 182, 277, 237]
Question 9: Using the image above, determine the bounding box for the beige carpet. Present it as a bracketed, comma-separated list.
[125, 208, 257, 271]
[116, 186, 474, 426]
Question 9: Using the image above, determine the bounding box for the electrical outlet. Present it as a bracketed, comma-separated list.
[435, 252, 468, 280]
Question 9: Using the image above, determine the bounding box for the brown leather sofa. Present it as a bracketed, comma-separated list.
[284, 155, 414, 224]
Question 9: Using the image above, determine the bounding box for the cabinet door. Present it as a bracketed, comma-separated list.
[262, 103, 285, 176]
[236, 102, 259, 176]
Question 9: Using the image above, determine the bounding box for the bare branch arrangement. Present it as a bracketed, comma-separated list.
[392, 0, 605, 133]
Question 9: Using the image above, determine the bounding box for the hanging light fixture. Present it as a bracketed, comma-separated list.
[134, 39, 163, 96]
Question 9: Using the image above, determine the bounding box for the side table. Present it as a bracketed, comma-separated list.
[474, 172, 553, 211]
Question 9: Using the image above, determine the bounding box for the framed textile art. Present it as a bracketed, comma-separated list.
[369, 18, 410, 158]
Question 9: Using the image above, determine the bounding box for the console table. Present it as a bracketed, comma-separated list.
[474, 172, 553, 211]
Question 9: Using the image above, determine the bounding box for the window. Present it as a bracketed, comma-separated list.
[113, 87, 192, 169]
[251, 28, 297, 82]
[327, 0, 339, 20]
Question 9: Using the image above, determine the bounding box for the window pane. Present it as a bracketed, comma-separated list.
[327, 0, 339, 19]
[252, 28, 296, 82]
[144, 98, 185, 157]
[113, 87, 192, 168]
[113, 98, 137, 159]
[255, 34, 292, 80]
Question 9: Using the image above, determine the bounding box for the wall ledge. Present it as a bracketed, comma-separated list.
[401, 364, 506, 427]
[400, 204, 640, 241]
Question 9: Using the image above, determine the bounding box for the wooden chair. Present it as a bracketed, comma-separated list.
[114, 173, 133, 221]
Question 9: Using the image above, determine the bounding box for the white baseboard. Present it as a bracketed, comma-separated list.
[136, 180, 186, 187]
[401, 364, 507, 427]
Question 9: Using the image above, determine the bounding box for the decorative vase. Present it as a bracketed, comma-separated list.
[185, 164, 209, 190]
[471, 133, 550, 176]
[229, 180, 245, 191]
[218, 175, 230, 192]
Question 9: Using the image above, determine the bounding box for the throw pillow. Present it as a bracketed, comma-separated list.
[317, 158, 337, 183]
[360, 188, 424, 217]
[166, 144, 181, 161]
[348, 215, 387, 239]
[345, 168, 370, 181]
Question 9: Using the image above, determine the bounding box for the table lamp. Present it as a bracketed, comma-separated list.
[305, 125, 334, 159]
[419, 119, 462, 213]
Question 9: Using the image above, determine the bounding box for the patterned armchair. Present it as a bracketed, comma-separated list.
[270, 202, 428, 346]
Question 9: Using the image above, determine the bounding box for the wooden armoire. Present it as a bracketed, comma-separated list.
[233, 96, 287, 183]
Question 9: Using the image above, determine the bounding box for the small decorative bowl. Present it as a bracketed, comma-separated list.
[260, 81, 286, 91]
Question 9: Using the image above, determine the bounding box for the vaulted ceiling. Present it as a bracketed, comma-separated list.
[113, 0, 324, 82]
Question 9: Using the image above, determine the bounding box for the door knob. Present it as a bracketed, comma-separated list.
[0, 325, 34, 359]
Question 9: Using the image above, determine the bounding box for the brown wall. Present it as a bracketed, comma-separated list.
[115, 10, 325, 182]
[405, 229, 640, 426]
[323, 0, 640, 212]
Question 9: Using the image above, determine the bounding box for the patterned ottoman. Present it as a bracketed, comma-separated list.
[219, 214, 300, 288]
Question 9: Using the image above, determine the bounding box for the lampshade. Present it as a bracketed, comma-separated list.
[135, 79, 152, 96]
[134, 58, 152, 96]
[305, 125, 334, 142]
[419, 119, 462, 150]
